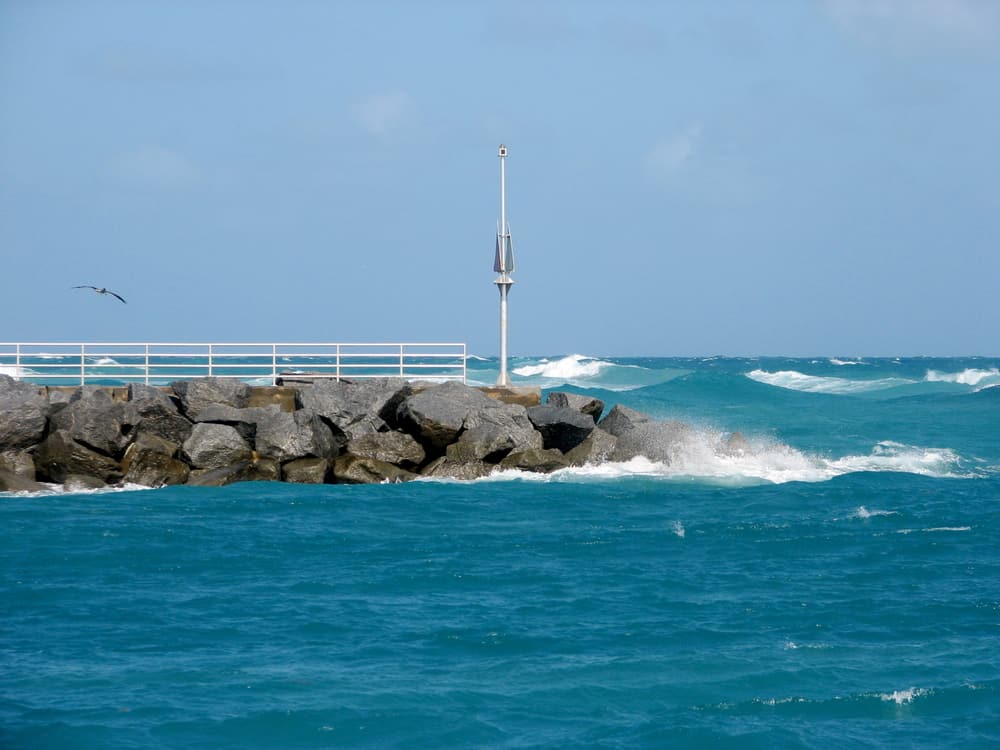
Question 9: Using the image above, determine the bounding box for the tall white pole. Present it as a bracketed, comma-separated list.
[495, 144, 513, 386]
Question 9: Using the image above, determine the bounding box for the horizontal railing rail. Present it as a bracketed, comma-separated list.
[0, 342, 467, 386]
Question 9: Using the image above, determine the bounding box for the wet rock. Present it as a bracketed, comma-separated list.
[598, 405, 690, 463]
[282, 457, 329, 484]
[0, 449, 37, 480]
[0, 470, 49, 493]
[420, 456, 495, 480]
[332, 454, 416, 484]
[34, 430, 123, 483]
[346, 431, 425, 470]
[122, 449, 191, 487]
[499, 448, 570, 473]
[546, 391, 604, 423]
[564, 428, 618, 466]
[527, 405, 596, 452]
[181, 423, 252, 470]
[64, 474, 108, 492]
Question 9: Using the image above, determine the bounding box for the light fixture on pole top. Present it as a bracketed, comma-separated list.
[493, 144, 515, 386]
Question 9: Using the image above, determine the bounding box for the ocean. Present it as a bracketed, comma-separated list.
[3, 355, 999, 748]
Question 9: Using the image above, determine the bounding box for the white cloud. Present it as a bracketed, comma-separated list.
[644, 123, 703, 178]
[108, 145, 200, 189]
[354, 90, 415, 136]
[824, 0, 1000, 52]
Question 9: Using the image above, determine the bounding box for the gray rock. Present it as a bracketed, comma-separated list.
[122, 448, 190, 487]
[130, 389, 193, 446]
[598, 405, 690, 463]
[127, 383, 177, 408]
[499, 448, 571, 473]
[0, 377, 48, 450]
[64, 474, 108, 492]
[332, 454, 416, 484]
[181, 423, 252, 470]
[254, 409, 339, 462]
[34, 430, 123, 483]
[186, 458, 280, 487]
[420, 456, 495, 480]
[461, 400, 543, 455]
[296, 378, 412, 439]
[564, 427, 618, 466]
[395, 382, 495, 452]
[527, 405, 596, 453]
[346, 431, 425, 470]
[445, 423, 519, 464]
[49, 389, 139, 458]
[0, 470, 49, 493]
[282, 457, 329, 484]
[194, 403, 272, 443]
[546, 391, 605, 422]
[171, 378, 251, 420]
[0, 449, 37, 480]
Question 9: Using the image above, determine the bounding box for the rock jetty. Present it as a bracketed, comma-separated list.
[0, 374, 691, 491]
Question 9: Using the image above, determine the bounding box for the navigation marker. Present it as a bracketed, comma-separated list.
[494, 144, 515, 386]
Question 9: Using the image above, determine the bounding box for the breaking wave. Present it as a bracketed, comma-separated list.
[746, 369, 913, 395]
[508, 354, 686, 391]
[925, 368, 1000, 388]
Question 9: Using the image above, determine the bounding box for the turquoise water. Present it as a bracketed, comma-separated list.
[3, 356, 1000, 748]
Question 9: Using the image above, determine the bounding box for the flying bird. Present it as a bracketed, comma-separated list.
[73, 285, 127, 304]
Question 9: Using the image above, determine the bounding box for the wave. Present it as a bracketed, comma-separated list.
[746, 369, 913, 395]
[460, 433, 975, 487]
[512, 354, 612, 379]
[829, 358, 866, 366]
[0, 482, 154, 499]
[506, 354, 687, 392]
[925, 368, 1000, 388]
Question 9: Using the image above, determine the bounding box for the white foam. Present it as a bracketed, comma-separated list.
[92, 357, 119, 365]
[0, 365, 23, 378]
[856, 506, 898, 519]
[746, 369, 912, 395]
[925, 368, 1000, 387]
[897, 526, 971, 535]
[880, 687, 928, 705]
[512, 354, 611, 379]
[829, 358, 865, 366]
[1, 482, 155, 499]
[671, 520, 685, 538]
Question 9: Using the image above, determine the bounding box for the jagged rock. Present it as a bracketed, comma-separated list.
[564, 427, 618, 466]
[420, 456, 495, 480]
[598, 405, 690, 463]
[527, 405, 596, 452]
[282, 457, 329, 484]
[0, 376, 48, 449]
[194, 404, 272, 443]
[49, 389, 139, 458]
[129, 386, 193, 446]
[445, 423, 519, 464]
[34, 430, 123, 483]
[186, 458, 279, 487]
[254, 409, 339, 462]
[461, 400, 543, 455]
[171, 378, 251, 420]
[346, 431, 425, 470]
[0, 449, 37, 480]
[122, 448, 191, 487]
[64, 474, 108, 492]
[297, 378, 413, 439]
[499, 448, 570, 473]
[547, 391, 604, 423]
[332, 454, 416, 484]
[181, 423, 252, 470]
[0, 470, 49, 493]
[396, 382, 494, 452]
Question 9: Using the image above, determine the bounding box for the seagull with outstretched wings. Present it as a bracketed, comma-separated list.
[73, 285, 127, 304]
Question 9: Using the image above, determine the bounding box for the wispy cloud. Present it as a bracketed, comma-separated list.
[644, 123, 703, 178]
[824, 0, 1000, 53]
[108, 145, 200, 189]
[354, 90, 415, 136]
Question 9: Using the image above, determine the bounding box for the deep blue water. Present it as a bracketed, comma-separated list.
[3, 356, 999, 748]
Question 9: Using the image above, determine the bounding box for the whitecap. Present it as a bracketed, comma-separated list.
[512, 354, 610, 379]
[925, 368, 1000, 387]
[671, 520, 685, 538]
[880, 687, 928, 705]
[746, 369, 912, 395]
[829, 358, 865, 366]
[856, 506, 898, 519]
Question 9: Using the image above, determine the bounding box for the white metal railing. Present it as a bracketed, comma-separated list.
[0, 342, 467, 386]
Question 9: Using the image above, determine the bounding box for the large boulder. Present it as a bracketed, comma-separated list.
[129, 385, 194, 446]
[297, 378, 413, 439]
[0, 449, 37, 480]
[33, 430, 123, 483]
[499, 448, 570, 473]
[171, 378, 251, 420]
[121, 436, 190, 487]
[64, 474, 108, 492]
[0, 470, 49, 493]
[254, 409, 339, 462]
[282, 457, 329, 484]
[445, 423, 520, 464]
[187, 458, 280, 487]
[395, 382, 494, 452]
[546, 391, 604, 422]
[181, 423, 252, 470]
[461, 400, 543, 455]
[332, 454, 416, 484]
[194, 404, 271, 443]
[598, 405, 690, 463]
[346, 431, 425, 470]
[564, 427, 618, 466]
[49, 389, 139, 458]
[0, 376, 48, 450]
[527, 405, 596, 453]
[420, 456, 495, 480]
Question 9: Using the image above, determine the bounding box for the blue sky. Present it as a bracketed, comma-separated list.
[2, 1, 998, 357]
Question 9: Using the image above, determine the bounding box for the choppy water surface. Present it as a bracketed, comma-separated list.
[3, 356, 999, 748]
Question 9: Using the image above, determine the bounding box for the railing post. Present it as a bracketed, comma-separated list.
[272, 344, 277, 386]
[399, 344, 405, 377]
[80, 344, 86, 386]
[463, 344, 467, 384]
[145, 343, 150, 385]
[336, 343, 341, 382]
[208, 344, 213, 377]
[15, 343, 21, 381]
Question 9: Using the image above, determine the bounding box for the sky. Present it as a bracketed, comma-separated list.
[1, 0, 998, 357]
